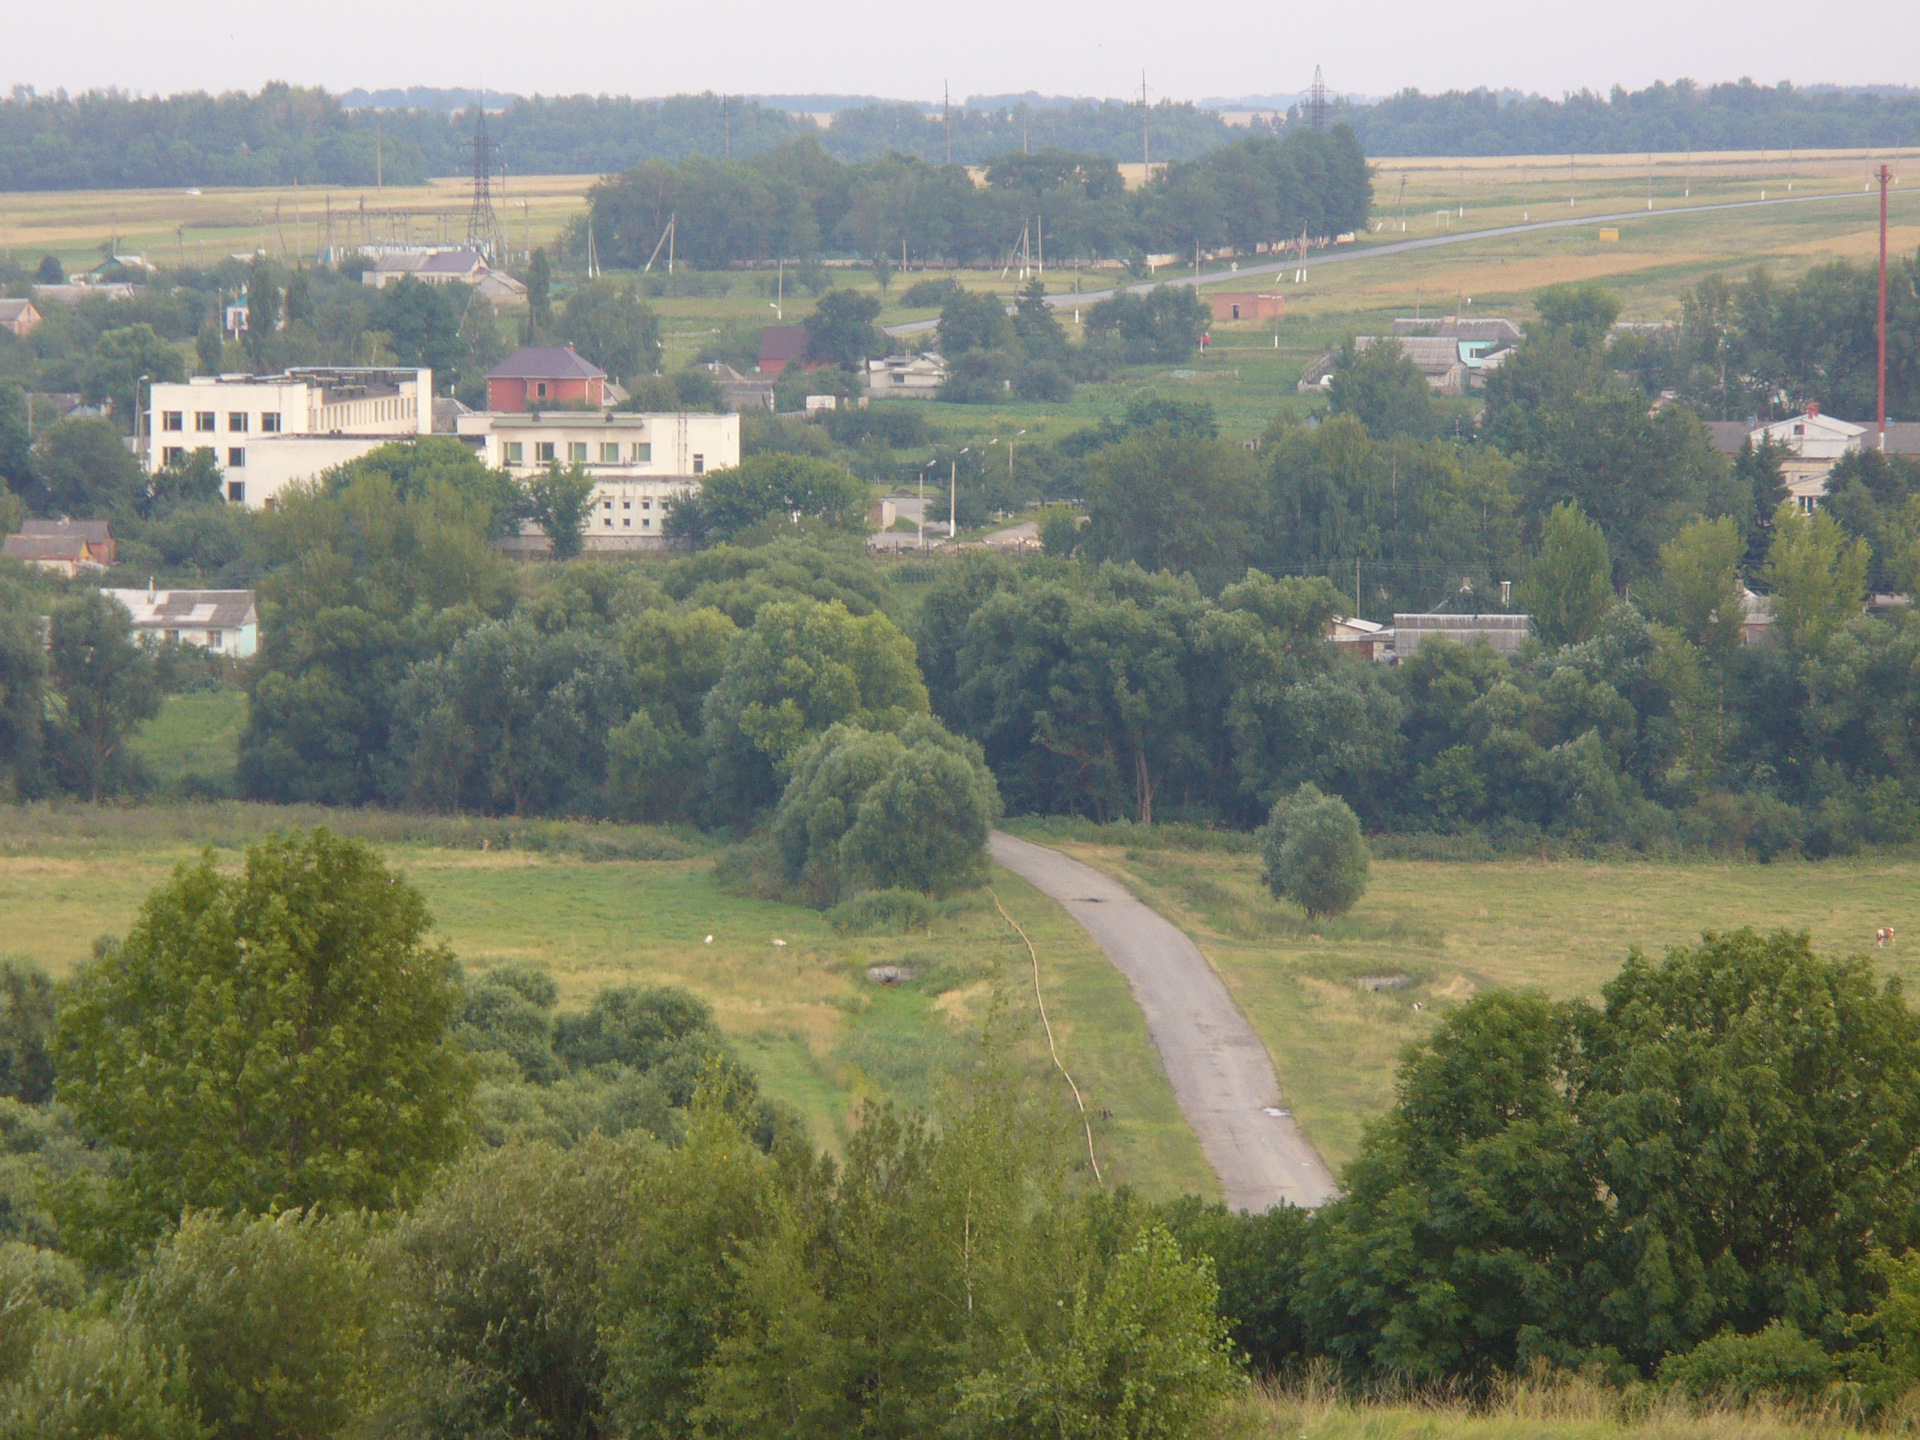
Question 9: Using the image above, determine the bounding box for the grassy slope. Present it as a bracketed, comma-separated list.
[0, 806, 1211, 1197]
[126, 689, 247, 798]
[1020, 835, 1920, 1172]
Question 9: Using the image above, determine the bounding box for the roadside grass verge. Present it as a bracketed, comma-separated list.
[1040, 838, 1920, 1174]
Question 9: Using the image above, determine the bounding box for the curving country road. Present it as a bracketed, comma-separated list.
[991, 830, 1338, 1212]
[886, 186, 1903, 338]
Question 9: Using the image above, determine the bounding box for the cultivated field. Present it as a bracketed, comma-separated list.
[1014, 824, 1920, 1173]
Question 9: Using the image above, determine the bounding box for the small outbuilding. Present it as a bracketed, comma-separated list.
[1209, 292, 1285, 322]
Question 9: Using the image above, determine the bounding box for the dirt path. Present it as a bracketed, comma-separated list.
[990, 831, 1339, 1211]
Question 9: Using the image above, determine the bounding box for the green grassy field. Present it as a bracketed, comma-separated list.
[1016, 828, 1920, 1172]
[0, 800, 1212, 1197]
[125, 688, 247, 798]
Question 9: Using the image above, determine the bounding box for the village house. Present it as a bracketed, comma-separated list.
[757, 325, 814, 375]
[864, 353, 948, 399]
[0, 299, 40, 339]
[2, 519, 115, 576]
[1209, 292, 1285, 323]
[104, 586, 258, 658]
[1340, 316, 1524, 396]
[695, 362, 776, 412]
[360, 248, 528, 305]
[485, 346, 612, 412]
[1328, 615, 1393, 661]
[1703, 405, 1920, 512]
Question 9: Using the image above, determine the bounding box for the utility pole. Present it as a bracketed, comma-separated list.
[1879, 163, 1892, 450]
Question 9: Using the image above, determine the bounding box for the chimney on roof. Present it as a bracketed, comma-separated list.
[1807, 401, 1821, 417]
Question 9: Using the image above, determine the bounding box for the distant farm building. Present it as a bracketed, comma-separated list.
[1392, 612, 1532, 659]
[1210, 292, 1285, 323]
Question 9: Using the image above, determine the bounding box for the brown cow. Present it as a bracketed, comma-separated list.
[1878, 926, 1897, 949]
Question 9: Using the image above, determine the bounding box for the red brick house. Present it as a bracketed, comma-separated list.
[486, 345, 609, 412]
[757, 325, 814, 376]
[1209, 292, 1285, 322]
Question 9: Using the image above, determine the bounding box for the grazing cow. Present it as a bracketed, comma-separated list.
[1878, 926, 1897, 949]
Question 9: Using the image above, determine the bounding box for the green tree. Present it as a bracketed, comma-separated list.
[702, 598, 929, 822]
[526, 462, 596, 561]
[83, 324, 184, 432]
[1258, 784, 1369, 918]
[0, 1315, 199, 1440]
[32, 417, 145, 517]
[0, 577, 47, 803]
[1762, 501, 1869, 651]
[32, 255, 62, 286]
[697, 453, 871, 542]
[526, 247, 554, 336]
[0, 385, 31, 502]
[1653, 515, 1748, 665]
[244, 258, 281, 366]
[803, 290, 885, 371]
[1329, 338, 1435, 440]
[1082, 427, 1262, 592]
[960, 1225, 1240, 1440]
[1532, 281, 1622, 351]
[388, 1136, 640, 1440]
[194, 322, 223, 377]
[147, 448, 223, 517]
[936, 289, 1012, 356]
[454, 294, 507, 408]
[126, 1210, 378, 1440]
[1012, 279, 1069, 360]
[1518, 501, 1614, 648]
[559, 281, 662, 382]
[1083, 285, 1209, 364]
[0, 963, 55, 1105]
[46, 590, 161, 801]
[56, 830, 473, 1248]
[375, 276, 463, 379]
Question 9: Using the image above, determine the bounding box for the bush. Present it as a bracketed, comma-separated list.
[1658, 1320, 1836, 1406]
[827, 889, 936, 934]
[901, 277, 961, 308]
[1258, 784, 1370, 918]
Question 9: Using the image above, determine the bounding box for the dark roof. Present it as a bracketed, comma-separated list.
[22, 518, 112, 543]
[1882, 422, 1920, 457]
[486, 345, 606, 382]
[1705, 420, 1751, 455]
[759, 325, 811, 365]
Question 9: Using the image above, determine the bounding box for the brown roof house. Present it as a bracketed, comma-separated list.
[757, 325, 814, 375]
[0, 299, 40, 338]
[3, 518, 115, 576]
[485, 346, 610, 412]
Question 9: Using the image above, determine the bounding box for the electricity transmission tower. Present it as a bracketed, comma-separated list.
[465, 104, 504, 261]
[1308, 66, 1330, 130]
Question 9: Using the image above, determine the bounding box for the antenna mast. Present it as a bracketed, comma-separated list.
[1879, 164, 1892, 450]
[465, 102, 504, 261]
[1308, 66, 1329, 130]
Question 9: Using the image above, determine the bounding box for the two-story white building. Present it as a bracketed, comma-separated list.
[146, 367, 433, 507]
[455, 409, 741, 550]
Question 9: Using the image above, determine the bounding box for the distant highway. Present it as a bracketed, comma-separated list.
[883, 185, 1902, 338]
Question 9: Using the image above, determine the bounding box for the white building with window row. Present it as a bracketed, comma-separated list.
[456, 410, 740, 549]
[146, 367, 432, 507]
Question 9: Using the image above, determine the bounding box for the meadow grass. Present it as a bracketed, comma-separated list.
[0, 802, 1213, 1195]
[1224, 1370, 1881, 1440]
[1035, 837, 1920, 1172]
[125, 688, 247, 798]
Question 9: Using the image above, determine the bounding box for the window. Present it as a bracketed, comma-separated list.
[162, 446, 184, 466]
[195, 411, 216, 432]
[227, 482, 246, 504]
[164, 629, 180, 644]
[535, 442, 556, 462]
[622, 500, 632, 510]
[603, 518, 613, 527]
[568, 442, 588, 463]
[631, 442, 651, 463]
[642, 518, 651, 528]
[227, 447, 246, 467]
[162, 411, 183, 432]
[692, 454, 706, 475]
[228, 412, 249, 432]
[600, 443, 620, 463]
[603, 500, 614, 510]
[260, 412, 281, 433]
[642, 500, 653, 510]
[503, 442, 523, 464]
[622, 518, 631, 528]
[207, 630, 223, 647]
[535, 382, 549, 400]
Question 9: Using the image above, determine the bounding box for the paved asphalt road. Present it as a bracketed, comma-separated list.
[990, 830, 1339, 1211]
[885, 186, 1895, 338]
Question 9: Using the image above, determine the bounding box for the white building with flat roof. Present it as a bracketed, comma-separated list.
[147, 367, 432, 507]
[456, 410, 740, 550]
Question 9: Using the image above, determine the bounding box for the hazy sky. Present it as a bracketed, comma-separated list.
[7, 0, 1919, 104]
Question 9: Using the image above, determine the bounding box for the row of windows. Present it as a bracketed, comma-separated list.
[502, 441, 654, 465]
[160, 411, 280, 434]
[162, 445, 246, 467]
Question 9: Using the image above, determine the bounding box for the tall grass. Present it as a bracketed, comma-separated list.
[0, 801, 707, 861]
[1223, 1370, 1887, 1440]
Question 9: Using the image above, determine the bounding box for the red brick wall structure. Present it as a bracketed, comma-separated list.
[1209, 292, 1286, 323]
[485, 345, 608, 412]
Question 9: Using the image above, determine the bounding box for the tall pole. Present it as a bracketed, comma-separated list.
[1879, 164, 1891, 450]
[950, 457, 958, 539]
